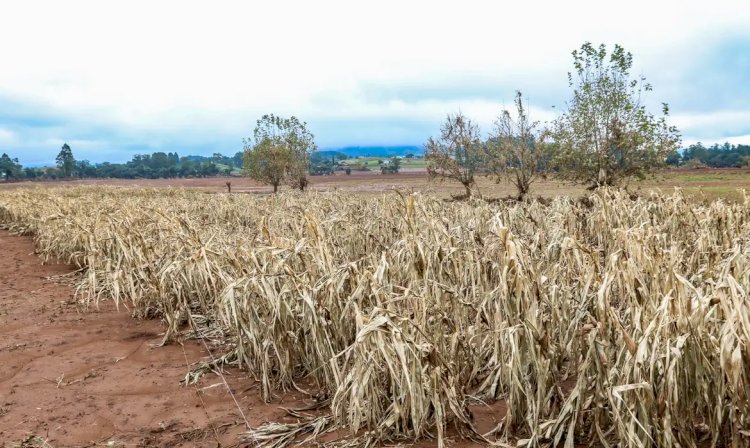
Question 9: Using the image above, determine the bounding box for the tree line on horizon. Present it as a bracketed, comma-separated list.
[0, 144, 409, 182]
[0, 148, 243, 180]
[2, 138, 746, 185]
[1, 42, 749, 191]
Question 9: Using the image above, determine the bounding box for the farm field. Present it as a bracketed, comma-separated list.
[3, 1, 750, 446]
[1, 186, 748, 447]
[0, 231, 273, 446]
[0, 229, 498, 446]
[340, 157, 428, 170]
[1, 168, 749, 202]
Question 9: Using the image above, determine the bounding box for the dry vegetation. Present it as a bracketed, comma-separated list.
[1, 186, 749, 447]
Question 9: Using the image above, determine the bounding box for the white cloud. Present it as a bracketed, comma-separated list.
[42, 138, 106, 149]
[682, 135, 750, 147]
[720, 135, 750, 146]
[0, 128, 17, 146]
[672, 110, 750, 140]
[0, 0, 749, 163]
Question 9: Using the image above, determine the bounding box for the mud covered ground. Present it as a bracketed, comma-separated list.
[0, 231, 298, 447]
[2, 168, 748, 202]
[0, 231, 503, 447]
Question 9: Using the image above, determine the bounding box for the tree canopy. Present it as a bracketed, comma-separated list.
[679, 143, 750, 168]
[244, 138, 293, 193]
[380, 157, 401, 174]
[56, 143, 76, 178]
[243, 114, 316, 192]
[550, 43, 681, 188]
[425, 113, 486, 198]
[488, 91, 548, 200]
[0, 153, 23, 180]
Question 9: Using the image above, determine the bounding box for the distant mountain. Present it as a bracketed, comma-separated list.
[330, 146, 423, 158]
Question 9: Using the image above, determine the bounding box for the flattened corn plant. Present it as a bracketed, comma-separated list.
[1, 186, 749, 447]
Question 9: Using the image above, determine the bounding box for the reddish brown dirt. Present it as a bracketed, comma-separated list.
[0, 171, 580, 198]
[0, 231, 506, 447]
[4, 168, 749, 201]
[0, 231, 301, 447]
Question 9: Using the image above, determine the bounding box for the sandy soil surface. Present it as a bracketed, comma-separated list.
[0, 231, 299, 447]
[0, 231, 504, 447]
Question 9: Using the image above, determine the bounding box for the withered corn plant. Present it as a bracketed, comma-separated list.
[1, 186, 748, 447]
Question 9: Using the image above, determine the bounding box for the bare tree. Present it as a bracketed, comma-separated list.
[488, 91, 547, 200]
[425, 113, 486, 198]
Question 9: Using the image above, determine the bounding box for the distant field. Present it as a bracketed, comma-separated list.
[341, 156, 428, 169]
[643, 168, 750, 202]
[1, 167, 748, 202]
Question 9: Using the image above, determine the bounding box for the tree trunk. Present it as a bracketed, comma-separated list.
[597, 166, 608, 187]
[273, 183, 278, 193]
[515, 177, 530, 201]
[464, 183, 472, 198]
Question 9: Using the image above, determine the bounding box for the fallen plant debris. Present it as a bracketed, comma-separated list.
[1, 186, 748, 447]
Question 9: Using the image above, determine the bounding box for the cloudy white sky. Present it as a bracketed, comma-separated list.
[1, 0, 749, 165]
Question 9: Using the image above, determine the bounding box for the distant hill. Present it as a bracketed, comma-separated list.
[329, 146, 423, 158]
[314, 150, 348, 160]
[184, 155, 211, 162]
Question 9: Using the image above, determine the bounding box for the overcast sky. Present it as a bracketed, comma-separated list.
[1, 0, 749, 165]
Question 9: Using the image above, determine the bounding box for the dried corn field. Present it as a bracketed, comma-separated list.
[1, 187, 749, 447]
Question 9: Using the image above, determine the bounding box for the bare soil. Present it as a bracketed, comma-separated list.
[2, 168, 748, 202]
[0, 171, 583, 200]
[0, 231, 504, 447]
[0, 231, 299, 447]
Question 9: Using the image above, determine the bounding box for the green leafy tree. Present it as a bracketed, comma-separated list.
[665, 149, 681, 166]
[309, 151, 336, 175]
[550, 43, 680, 188]
[380, 157, 401, 174]
[243, 137, 294, 193]
[74, 160, 98, 178]
[212, 152, 225, 164]
[232, 151, 244, 167]
[681, 142, 750, 168]
[246, 114, 316, 191]
[425, 113, 486, 197]
[56, 143, 76, 178]
[24, 167, 42, 179]
[488, 91, 547, 200]
[0, 153, 23, 180]
[150, 152, 172, 171]
[683, 158, 707, 169]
